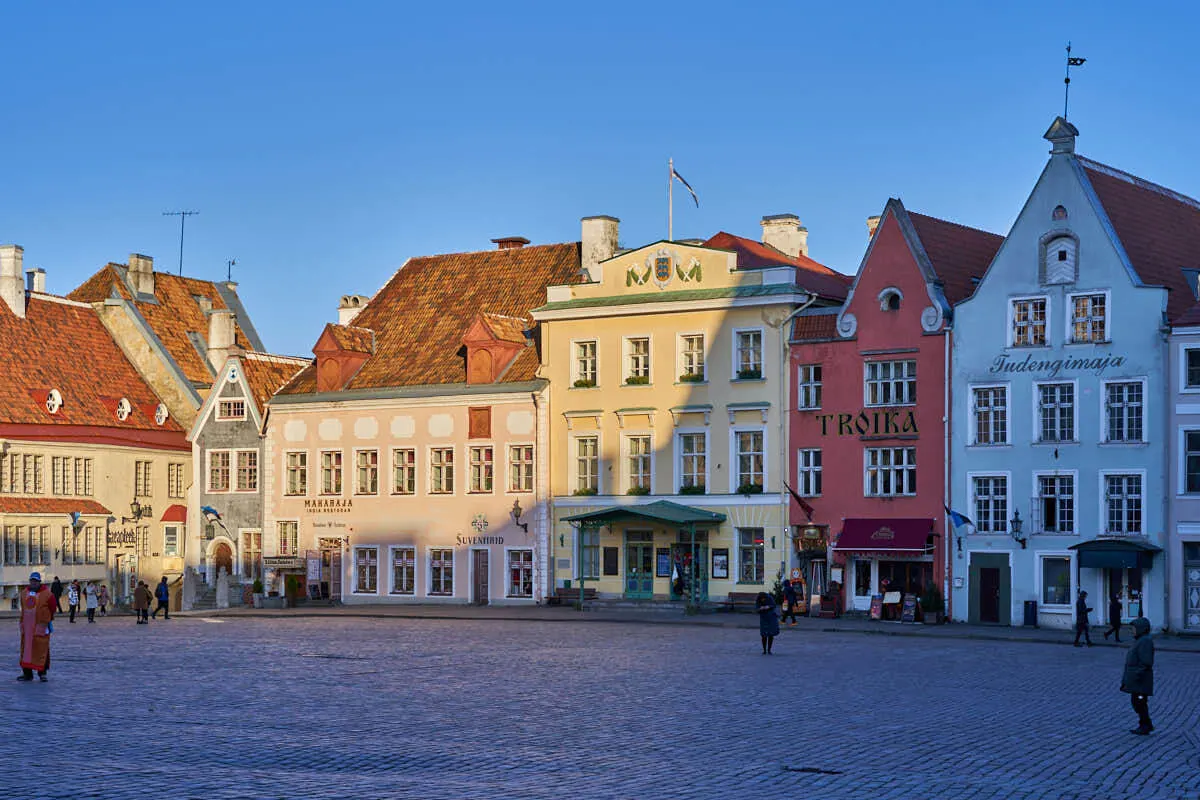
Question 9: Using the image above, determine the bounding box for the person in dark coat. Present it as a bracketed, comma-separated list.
[779, 579, 799, 627]
[1103, 592, 1123, 642]
[49, 576, 64, 613]
[1120, 617, 1154, 734]
[1073, 590, 1093, 647]
[755, 591, 779, 654]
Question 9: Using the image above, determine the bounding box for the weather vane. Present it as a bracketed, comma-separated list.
[1064, 42, 1086, 120]
[226, 258, 237, 282]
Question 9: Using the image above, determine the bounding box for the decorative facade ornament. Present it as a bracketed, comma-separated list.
[920, 305, 943, 332]
[836, 311, 857, 338]
[647, 248, 678, 290]
[625, 265, 651, 286]
[675, 258, 702, 283]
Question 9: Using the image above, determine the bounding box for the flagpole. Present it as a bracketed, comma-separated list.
[668, 158, 674, 242]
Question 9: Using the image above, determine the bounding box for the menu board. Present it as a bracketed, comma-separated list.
[869, 594, 883, 620]
[901, 593, 918, 623]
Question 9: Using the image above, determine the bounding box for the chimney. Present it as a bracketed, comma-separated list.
[760, 214, 808, 258]
[25, 267, 46, 294]
[581, 215, 619, 282]
[128, 253, 155, 296]
[0, 246, 25, 318]
[491, 236, 530, 250]
[206, 308, 238, 373]
[338, 294, 369, 325]
[867, 215, 882, 239]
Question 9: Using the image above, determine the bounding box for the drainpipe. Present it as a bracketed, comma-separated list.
[778, 293, 819, 583]
[943, 323, 952, 620]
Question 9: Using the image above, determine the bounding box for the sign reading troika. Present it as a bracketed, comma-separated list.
[989, 352, 1127, 378]
[813, 410, 919, 437]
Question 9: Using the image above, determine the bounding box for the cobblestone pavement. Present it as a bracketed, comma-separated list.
[3, 616, 1199, 800]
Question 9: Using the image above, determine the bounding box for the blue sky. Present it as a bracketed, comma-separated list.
[3, 2, 1198, 356]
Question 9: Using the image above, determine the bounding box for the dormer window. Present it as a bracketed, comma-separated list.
[154, 404, 169, 426]
[879, 288, 903, 311]
[1042, 234, 1078, 285]
[116, 398, 132, 421]
[46, 389, 62, 415]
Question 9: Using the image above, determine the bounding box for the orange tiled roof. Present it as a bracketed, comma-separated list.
[906, 211, 1004, 305]
[0, 497, 111, 515]
[69, 264, 258, 387]
[0, 294, 184, 433]
[478, 312, 530, 345]
[240, 353, 310, 415]
[325, 325, 375, 354]
[280, 242, 581, 394]
[703, 232, 851, 300]
[790, 312, 840, 342]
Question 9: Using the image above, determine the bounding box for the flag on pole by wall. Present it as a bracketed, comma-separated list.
[944, 505, 974, 532]
[671, 164, 699, 207]
[784, 481, 814, 521]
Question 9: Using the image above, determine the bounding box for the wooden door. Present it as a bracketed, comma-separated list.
[624, 544, 653, 598]
[214, 542, 234, 578]
[979, 567, 1001, 624]
[472, 549, 489, 605]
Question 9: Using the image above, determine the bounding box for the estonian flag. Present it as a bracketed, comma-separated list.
[671, 165, 699, 207]
[944, 505, 974, 532]
[784, 481, 814, 521]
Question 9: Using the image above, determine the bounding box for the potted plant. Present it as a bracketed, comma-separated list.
[736, 482, 764, 496]
[921, 583, 944, 625]
[678, 372, 705, 383]
[627, 486, 650, 496]
[252, 579, 265, 609]
[573, 378, 596, 389]
[284, 575, 300, 609]
[679, 484, 706, 496]
[736, 368, 762, 380]
[625, 375, 649, 386]
[572, 487, 598, 497]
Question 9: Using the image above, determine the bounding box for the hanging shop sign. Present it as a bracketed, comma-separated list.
[988, 352, 1126, 378]
[107, 529, 138, 547]
[304, 499, 353, 513]
[263, 556, 305, 570]
[813, 410, 918, 437]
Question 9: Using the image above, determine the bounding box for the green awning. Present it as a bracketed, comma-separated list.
[562, 500, 726, 527]
[1068, 538, 1161, 569]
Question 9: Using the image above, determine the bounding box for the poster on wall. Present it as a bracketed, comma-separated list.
[711, 548, 729, 580]
[656, 549, 671, 577]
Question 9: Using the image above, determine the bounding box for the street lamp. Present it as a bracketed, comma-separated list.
[122, 497, 152, 525]
[510, 499, 529, 533]
[1010, 509, 1027, 549]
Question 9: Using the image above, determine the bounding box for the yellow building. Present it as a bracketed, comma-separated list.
[531, 216, 848, 605]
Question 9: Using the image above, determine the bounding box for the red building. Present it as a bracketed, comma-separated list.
[788, 199, 1001, 616]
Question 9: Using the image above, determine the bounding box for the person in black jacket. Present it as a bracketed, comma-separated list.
[779, 579, 799, 627]
[49, 576, 64, 613]
[755, 592, 779, 654]
[1073, 590, 1093, 647]
[1120, 617, 1154, 734]
[1103, 592, 1123, 642]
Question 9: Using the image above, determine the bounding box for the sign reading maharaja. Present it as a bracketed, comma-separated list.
[304, 499, 353, 513]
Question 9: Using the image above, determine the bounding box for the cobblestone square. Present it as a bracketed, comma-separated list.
[4, 615, 1199, 799]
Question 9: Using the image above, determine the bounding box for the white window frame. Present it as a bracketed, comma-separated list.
[207, 450, 231, 493]
[623, 334, 652, 384]
[1066, 290, 1111, 345]
[1008, 295, 1050, 348]
[796, 364, 823, 410]
[1098, 469, 1146, 536]
[353, 546, 379, 595]
[1032, 469, 1079, 534]
[967, 471, 1011, 534]
[675, 429, 708, 494]
[571, 433, 602, 495]
[1179, 426, 1200, 496]
[234, 449, 259, 493]
[163, 525, 180, 557]
[429, 446, 455, 495]
[677, 332, 707, 382]
[969, 383, 1011, 446]
[216, 399, 247, 421]
[284, 450, 308, 497]
[1032, 379, 1079, 444]
[468, 445, 495, 494]
[427, 546, 455, 597]
[795, 448, 822, 497]
[1179, 345, 1200, 394]
[505, 547, 535, 598]
[863, 446, 917, 497]
[732, 326, 765, 380]
[1101, 377, 1148, 444]
[391, 447, 417, 496]
[353, 448, 379, 496]
[729, 426, 768, 493]
[319, 449, 344, 496]
[571, 338, 599, 387]
[1035, 550, 1076, 610]
[505, 443, 535, 494]
[622, 432, 654, 494]
[863, 359, 917, 407]
[389, 545, 417, 595]
[276, 520, 300, 557]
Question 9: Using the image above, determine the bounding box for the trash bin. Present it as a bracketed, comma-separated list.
[1023, 600, 1038, 628]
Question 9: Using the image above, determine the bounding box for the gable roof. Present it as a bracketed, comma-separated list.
[703, 231, 851, 300]
[905, 211, 1005, 305]
[279, 242, 581, 395]
[240, 353, 310, 415]
[0, 294, 184, 438]
[789, 308, 840, 343]
[477, 312, 530, 345]
[1077, 156, 1200, 323]
[69, 264, 262, 388]
[323, 324, 375, 354]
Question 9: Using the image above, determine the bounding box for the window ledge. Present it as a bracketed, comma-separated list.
[864, 403, 917, 409]
[1038, 606, 1071, 614]
[1031, 440, 1079, 446]
[674, 380, 709, 387]
[390, 592, 416, 596]
[569, 386, 601, 391]
[731, 377, 767, 384]
[1098, 441, 1148, 447]
[967, 443, 1013, 449]
[1065, 340, 1112, 347]
[1008, 344, 1052, 350]
[735, 581, 766, 586]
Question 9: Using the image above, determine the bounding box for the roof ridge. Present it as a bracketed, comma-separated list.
[29, 293, 92, 309]
[412, 240, 578, 260]
[907, 210, 1002, 238]
[243, 352, 311, 365]
[1078, 155, 1200, 211]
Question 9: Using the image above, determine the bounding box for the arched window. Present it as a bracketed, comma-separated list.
[878, 288, 903, 311]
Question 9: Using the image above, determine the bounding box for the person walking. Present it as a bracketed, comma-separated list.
[17, 572, 55, 682]
[1104, 592, 1123, 642]
[133, 581, 151, 624]
[84, 582, 98, 623]
[779, 579, 799, 627]
[66, 579, 80, 623]
[98, 585, 109, 617]
[49, 576, 64, 613]
[1120, 617, 1155, 735]
[756, 591, 779, 655]
[151, 577, 171, 620]
[1073, 590, 1093, 647]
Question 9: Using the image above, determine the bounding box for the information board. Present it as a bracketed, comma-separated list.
[901, 593, 918, 623]
[869, 594, 883, 620]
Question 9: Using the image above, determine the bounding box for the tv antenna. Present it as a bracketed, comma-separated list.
[162, 210, 199, 275]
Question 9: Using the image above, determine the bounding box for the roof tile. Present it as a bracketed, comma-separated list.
[703, 232, 851, 299]
[906, 211, 1004, 305]
[240, 353, 310, 415]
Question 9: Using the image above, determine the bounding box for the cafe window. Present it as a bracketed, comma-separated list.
[355, 449, 379, 495]
[508, 549, 534, 598]
[626, 336, 651, 383]
[1105, 382, 1143, 442]
[320, 450, 343, 495]
[430, 448, 455, 494]
[1040, 555, 1072, 607]
[972, 475, 1008, 533]
[796, 449, 821, 496]
[1036, 475, 1075, 534]
[1105, 473, 1143, 535]
[354, 547, 378, 594]
[1011, 298, 1048, 347]
[391, 546, 416, 595]
[1070, 293, 1107, 343]
[208, 451, 231, 493]
[865, 447, 916, 497]
[392, 448, 416, 495]
[737, 528, 765, 584]
[580, 528, 600, 579]
[854, 560, 873, 597]
[972, 386, 1008, 445]
[626, 435, 651, 492]
[1037, 383, 1075, 442]
[679, 432, 706, 493]
[507, 445, 533, 493]
[864, 360, 916, 406]
[797, 365, 822, 410]
[575, 436, 599, 494]
[235, 450, 258, 492]
[735, 329, 763, 379]
[286, 452, 308, 496]
[429, 548, 454, 595]
[735, 430, 764, 491]
[469, 446, 494, 493]
[277, 520, 299, 557]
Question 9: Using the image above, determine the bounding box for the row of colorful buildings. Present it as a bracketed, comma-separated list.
[1, 116, 1198, 631]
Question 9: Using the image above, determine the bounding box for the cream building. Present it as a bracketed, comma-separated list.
[532, 216, 848, 605]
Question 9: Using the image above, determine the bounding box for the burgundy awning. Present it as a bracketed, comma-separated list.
[833, 518, 935, 553]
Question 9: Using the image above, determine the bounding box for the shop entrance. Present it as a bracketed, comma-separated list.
[1186, 542, 1200, 630]
[1104, 567, 1143, 622]
[970, 553, 1010, 625]
[213, 542, 234, 578]
[471, 549, 489, 605]
[624, 531, 654, 599]
[317, 538, 342, 602]
[669, 532, 708, 604]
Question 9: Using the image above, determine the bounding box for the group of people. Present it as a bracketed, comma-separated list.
[753, 579, 804, 655]
[48, 576, 109, 623]
[131, 578, 172, 623]
[1074, 589, 1156, 735]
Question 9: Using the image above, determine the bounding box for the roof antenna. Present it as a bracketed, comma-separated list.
[1064, 42, 1086, 120]
[162, 210, 199, 275]
[226, 258, 237, 282]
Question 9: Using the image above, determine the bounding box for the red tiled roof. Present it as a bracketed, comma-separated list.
[69, 265, 258, 387]
[790, 312, 839, 342]
[0, 497, 111, 515]
[478, 312, 530, 345]
[240, 353, 310, 415]
[1079, 157, 1200, 323]
[325, 325, 375, 355]
[1175, 299, 1200, 328]
[907, 211, 1004, 305]
[703, 232, 851, 300]
[280, 242, 581, 395]
[0, 295, 184, 433]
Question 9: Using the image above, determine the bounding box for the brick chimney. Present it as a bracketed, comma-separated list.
[338, 294, 369, 325]
[206, 308, 239, 373]
[128, 253, 155, 296]
[25, 268, 46, 294]
[491, 237, 530, 250]
[867, 215, 882, 239]
[581, 215, 619, 282]
[761, 214, 808, 258]
[0, 245, 25, 318]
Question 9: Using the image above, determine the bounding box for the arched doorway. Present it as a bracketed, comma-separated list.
[213, 542, 234, 578]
